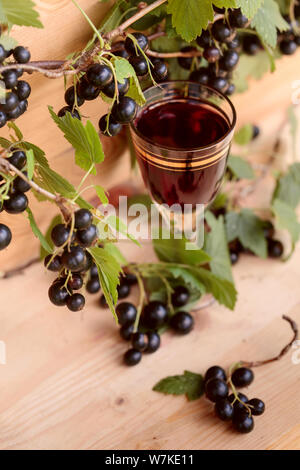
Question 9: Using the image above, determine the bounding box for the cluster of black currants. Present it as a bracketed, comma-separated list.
[0, 37, 31, 128]
[277, 10, 300, 56]
[182, 8, 250, 95]
[115, 285, 194, 366]
[0, 149, 31, 251]
[46, 208, 98, 312]
[204, 365, 265, 433]
[228, 221, 284, 266]
[59, 32, 167, 138]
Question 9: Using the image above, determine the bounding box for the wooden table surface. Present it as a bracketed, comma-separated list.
[0, 237, 300, 450]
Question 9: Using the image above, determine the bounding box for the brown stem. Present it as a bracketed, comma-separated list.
[240, 315, 298, 368]
[147, 49, 203, 59]
[0, 257, 40, 280]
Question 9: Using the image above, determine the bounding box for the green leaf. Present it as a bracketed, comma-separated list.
[126, 76, 146, 106]
[287, 105, 298, 161]
[98, 0, 128, 33]
[7, 121, 23, 141]
[225, 209, 267, 258]
[234, 124, 253, 145]
[0, 35, 17, 50]
[26, 149, 35, 180]
[113, 56, 135, 83]
[153, 233, 211, 266]
[48, 107, 104, 174]
[251, 0, 289, 48]
[88, 246, 122, 320]
[233, 51, 273, 93]
[0, 0, 43, 28]
[103, 242, 127, 266]
[153, 370, 204, 401]
[272, 199, 300, 244]
[236, 0, 263, 18]
[227, 155, 255, 179]
[40, 214, 62, 259]
[167, 0, 214, 42]
[26, 207, 52, 255]
[205, 212, 233, 283]
[273, 163, 300, 208]
[95, 185, 108, 206]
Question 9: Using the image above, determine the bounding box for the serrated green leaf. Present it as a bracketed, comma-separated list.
[153, 370, 204, 401]
[233, 51, 273, 92]
[251, 0, 289, 48]
[167, 0, 214, 42]
[205, 212, 233, 283]
[236, 0, 264, 18]
[126, 76, 146, 106]
[0, 35, 17, 50]
[153, 233, 211, 266]
[95, 185, 108, 206]
[273, 163, 300, 208]
[48, 106, 104, 173]
[26, 207, 52, 255]
[98, 0, 128, 33]
[0, 0, 43, 28]
[234, 124, 253, 145]
[228, 155, 255, 179]
[7, 121, 23, 141]
[166, 266, 206, 295]
[272, 199, 300, 243]
[226, 209, 267, 258]
[26, 149, 35, 180]
[103, 242, 127, 266]
[40, 214, 62, 259]
[113, 56, 135, 84]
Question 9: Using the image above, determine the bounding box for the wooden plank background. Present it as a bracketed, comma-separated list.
[0, 0, 300, 450]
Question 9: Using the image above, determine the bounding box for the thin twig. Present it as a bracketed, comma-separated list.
[0, 257, 40, 279]
[147, 49, 203, 59]
[240, 315, 299, 368]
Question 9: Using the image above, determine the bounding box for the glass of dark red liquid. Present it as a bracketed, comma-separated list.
[130, 81, 236, 237]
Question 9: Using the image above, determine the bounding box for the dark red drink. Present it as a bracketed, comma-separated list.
[130, 82, 236, 208]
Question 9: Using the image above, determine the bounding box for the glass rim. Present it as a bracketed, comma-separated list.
[130, 80, 237, 153]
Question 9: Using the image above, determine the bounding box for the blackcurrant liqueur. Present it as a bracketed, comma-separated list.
[134, 99, 231, 207]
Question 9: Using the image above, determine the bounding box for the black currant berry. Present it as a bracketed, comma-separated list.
[99, 114, 122, 137]
[15, 81, 31, 101]
[124, 33, 148, 56]
[18, 99, 28, 116]
[44, 254, 62, 272]
[227, 36, 241, 50]
[13, 172, 30, 193]
[68, 273, 83, 291]
[229, 9, 248, 28]
[90, 263, 99, 278]
[0, 110, 7, 128]
[178, 47, 197, 70]
[64, 86, 85, 107]
[226, 83, 235, 96]
[247, 398, 265, 416]
[129, 55, 148, 76]
[267, 239, 284, 258]
[116, 302, 137, 325]
[203, 46, 221, 63]
[189, 68, 210, 85]
[212, 20, 234, 43]
[213, 6, 225, 13]
[7, 105, 22, 120]
[111, 96, 137, 124]
[2, 92, 19, 112]
[205, 378, 229, 402]
[120, 323, 134, 341]
[232, 410, 254, 433]
[48, 281, 70, 306]
[86, 277, 100, 294]
[204, 366, 227, 383]
[145, 332, 160, 353]
[74, 208, 92, 230]
[142, 301, 168, 329]
[170, 311, 194, 335]
[102, 78, 129, 98]
[124, 348, 142, 366]
[51, 223, 70, 247]
[113, 41, 129, 58]
[80, 251, 93, 273]
[77, 78, 100, 101]
[76, 224, 97, 247]
[209, 76, 228, 93]
[215, 398, 234, 421]
[0, 45, 6, 63]
[280, 39, 297, 55]
[0, 223, 12, 250]
[99, 294, 109, 308]
[252, 125, 260, 140]
[196, 30, 211, 48]
[86, 63, 113, 88]
[230, 250, 239, 265]
[220, 50, 239, 71]
[58, 106, 80, 120]
[3, 70, 18, 89]
[131, 332, 147, 351]
[171, 286, 190, 307]
[231, 367, 254, 388]
[152, 60, 168, 82]
[263, 221, 274, 239]
[228, 392, 249, 412]
[13, 46, 31, 64]
[123, 272, 137, 286]
[4, 192, 28, 213]
[67, 293, 85, 311]
[243, 35, 261, 55]
[117, 280, 130, 299]
[62, 245, 86, 271]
